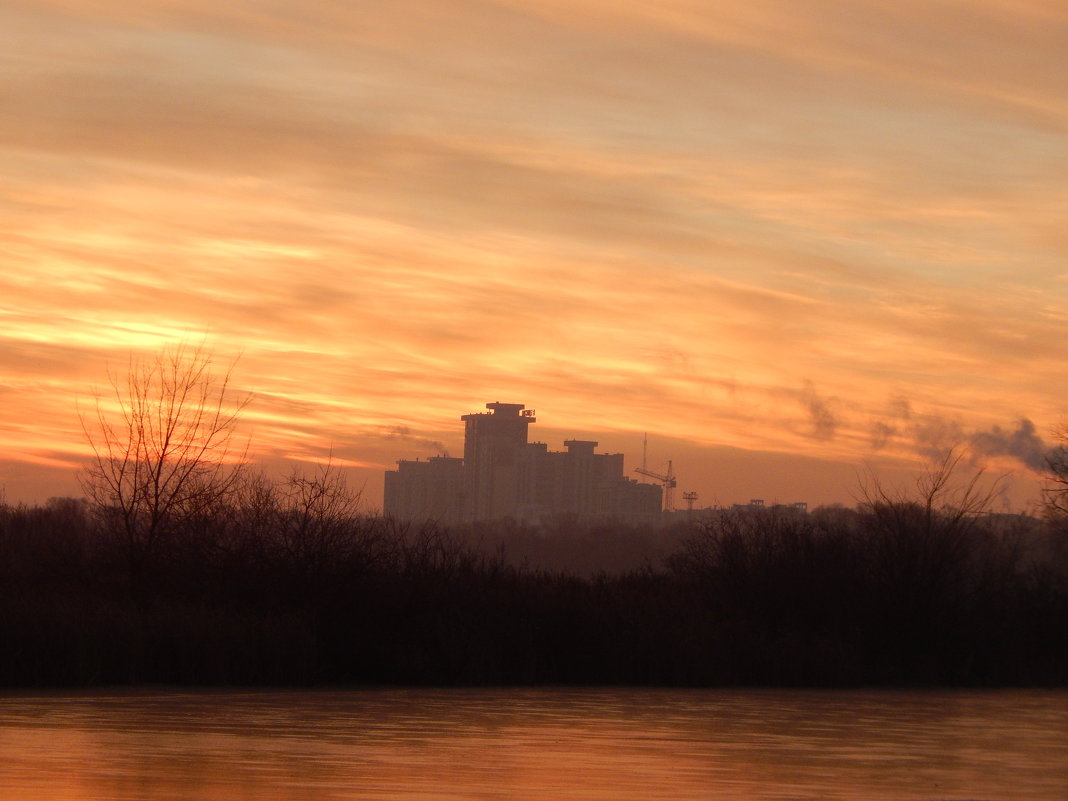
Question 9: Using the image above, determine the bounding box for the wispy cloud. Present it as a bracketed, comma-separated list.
[1, 0, 1065, 507]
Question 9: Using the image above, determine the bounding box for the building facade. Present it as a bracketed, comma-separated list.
[382, 455, 464, 523]
[384, 402, 661, 523]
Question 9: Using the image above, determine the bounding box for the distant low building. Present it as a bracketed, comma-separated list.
[384, 402, 662, 523]
[730, 499, 808, 513]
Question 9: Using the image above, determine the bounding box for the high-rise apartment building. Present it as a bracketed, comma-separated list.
[461, 402, 536, 521]
[384, 402, 661, 523]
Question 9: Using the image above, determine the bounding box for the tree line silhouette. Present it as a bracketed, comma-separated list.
[1, 345, 1065, 687]
[2, 484, 1066, 687]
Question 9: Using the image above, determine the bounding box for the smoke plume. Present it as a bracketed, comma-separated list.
[969, 418, 1050, 471]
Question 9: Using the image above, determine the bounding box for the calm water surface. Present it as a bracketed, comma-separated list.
[1, 688, 1065, 800]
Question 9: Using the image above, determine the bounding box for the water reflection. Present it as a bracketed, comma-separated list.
[1, 688, 1065, 800]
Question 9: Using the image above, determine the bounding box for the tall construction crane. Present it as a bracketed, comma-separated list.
[634, 434, 677, 512]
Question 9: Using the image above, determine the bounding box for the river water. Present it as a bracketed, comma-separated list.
[1, 688, 1065, 800]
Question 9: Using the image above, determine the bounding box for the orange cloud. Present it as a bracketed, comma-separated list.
[1, 0, 1065, 510]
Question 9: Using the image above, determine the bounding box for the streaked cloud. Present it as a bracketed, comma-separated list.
[1, 0, 1066, 508]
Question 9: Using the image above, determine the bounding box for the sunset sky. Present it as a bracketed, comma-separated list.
[2, 0, 1066, 511]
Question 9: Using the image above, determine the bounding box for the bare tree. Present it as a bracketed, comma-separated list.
[272, 460, 366, 565]
[1044, 424, 1068, 519]
[856, 448, 1007, 635]
[80, 344, 250, 573]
